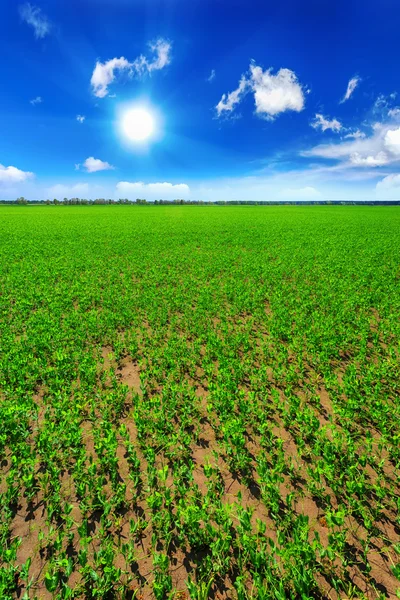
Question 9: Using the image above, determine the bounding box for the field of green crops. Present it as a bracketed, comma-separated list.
[1, 205, 400, 600]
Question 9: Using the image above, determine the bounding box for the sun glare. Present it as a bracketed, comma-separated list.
[122, 108, 155, 142]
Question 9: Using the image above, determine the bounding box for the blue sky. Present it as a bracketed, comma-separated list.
[1, 0, 400, 201]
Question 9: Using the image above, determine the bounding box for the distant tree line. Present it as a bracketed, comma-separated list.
[1, 197, 400, 206]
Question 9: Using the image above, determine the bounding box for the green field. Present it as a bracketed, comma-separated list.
[1, 206, 400, 599]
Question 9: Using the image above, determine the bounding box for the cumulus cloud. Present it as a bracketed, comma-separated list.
[384, 127, 400, 155]
[376, 173, 400, 190]
[340, 76, 361, 103]
[47, 183, 90, 198]
[250, 65, 305, 118]
[216, 63, 305, 119]
[19, 3, 51, 39]
[376, 174, 400, 199]
[0, 164, 34, 185]
[76, 115, 86, 123]
[311, 113, 342, 133]
[91, 39, 171, 98]
[30, 96, 42, 105]
[116, 181, 190, 200]
[83, 157, 114, 173]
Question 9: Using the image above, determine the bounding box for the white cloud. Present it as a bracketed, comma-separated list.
[372, 94, 396, 116]
[0, 166, 385, 202]
[207, 69, 216, 82]
[76, 115, 86, 123]
[376, 173, 400, 199]
[19, 3, 51, 39]
[91, 57, 132, 99]
[388, 107, 400, 119]
[0, 164, 34, 185]
[133, 39, 171, 75]
[376, 173, 400, 190]
[250, 65, 305, 118]
[311, 113, 342, 132]
[47, 183, 90, 198]
[83, 157, 114, 173]
[384, 127, 400, 155]
[280, 186, 322, 200]
[116, 181, 190, 200]
[303, 138, 373, 160]
[340, 76, 361, 103]
[303, 120, 400, 168]
[216, 63, 305, 119]
[349, 151, 388, 166]
[30, 96, 42, 106]
[192, 167, 380, 202]
[91, 39, 171, 98]
[344, 130, 366, 139]
[216, 75, 249, 116]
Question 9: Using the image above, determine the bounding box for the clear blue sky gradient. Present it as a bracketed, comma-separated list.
[1, 0, 400, 200]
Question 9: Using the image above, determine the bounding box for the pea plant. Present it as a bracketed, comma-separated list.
[0, 204, 399, 599]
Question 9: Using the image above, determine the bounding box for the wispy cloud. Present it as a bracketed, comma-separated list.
[344, 129, 366, 139]
[303, 119, 400, 168]
[76, 115, 86, 123]
[388, 107, 400, 119]
[311, 113, 342, 132]
[133, 39, 171, 75]
[340, 76, 361, 103]
[216, 62, 306, 120]
[216, 76, 249, 116]
[349, 152, 388, 166]
[30, 96, 42, 106]
[207, 69, 216, 82]
[19, 3, 51, 39]
[91, 38, 172, 98]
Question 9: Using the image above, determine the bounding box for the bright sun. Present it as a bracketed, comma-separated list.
[122, 108, 155, 142]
